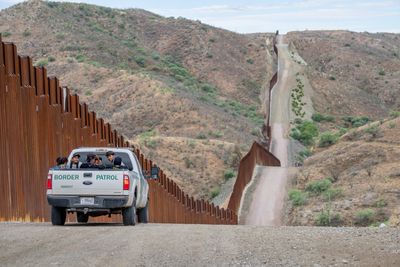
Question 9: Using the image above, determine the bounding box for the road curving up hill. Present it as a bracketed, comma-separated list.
[0, 223, 399, 266]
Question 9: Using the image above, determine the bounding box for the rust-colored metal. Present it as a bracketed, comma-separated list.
[0, 35, 237, 224]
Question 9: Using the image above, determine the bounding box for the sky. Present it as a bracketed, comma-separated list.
[0, 0, 399, 33]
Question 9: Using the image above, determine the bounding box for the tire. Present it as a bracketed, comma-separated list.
[76, 212, 89, 223]
[137, 201, 149, 223]
[122, 199, 137, 226]
[51, 206, 66, 226]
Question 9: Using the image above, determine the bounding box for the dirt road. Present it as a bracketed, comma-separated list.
[243, 36, 296, 226]
[1, 223, 399, 266]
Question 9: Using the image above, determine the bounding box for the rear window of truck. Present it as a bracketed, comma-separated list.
[75, 152, 133, 170]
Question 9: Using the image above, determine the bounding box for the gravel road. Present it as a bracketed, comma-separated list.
[1, 223, 399, 266]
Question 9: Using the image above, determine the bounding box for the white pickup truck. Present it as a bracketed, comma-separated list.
[46, 147, 150, 226]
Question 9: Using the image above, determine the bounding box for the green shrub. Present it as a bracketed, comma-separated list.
[196, 133, 207, 139]
[2, 31, 11, 37]
[328, 75, 336, 80]
[315, 211, 342, 226]
[288, 189, 307, 206]
[75, 54, 86, 63]
[342, 116, 370, 127]
[201, 84, 216, 93]
[365, 124, 379, 137]
[355, 209, 375, 226]
[151, 52, 160, 60]
[375, 198, 387, 208]
[210, 187, 220, 198]
[56, 32, 65, 40]
[85, 89, 92, 96]
[318, 132, 339, 147]
[134, 56, 146, 67]
[48, 56, 56, 62]
[378, 70, 386, 76]
[208, 38, 216, 43]
[22, 30, 31, 37]
[389, 110, 400, 118]
[323, 188, 343, 201]
[35, 59, 48, 67]
[246, 58, 254, 64]
[312, 113, 335, 123]
[224, 169, 235, 181]
[306, 179, 332, 194]
[290, 120, 319, 146]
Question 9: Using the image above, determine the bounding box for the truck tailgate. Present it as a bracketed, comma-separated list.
[51, 170, 125, 196]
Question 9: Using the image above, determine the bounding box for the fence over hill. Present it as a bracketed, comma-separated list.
[0, 31, 280, 224]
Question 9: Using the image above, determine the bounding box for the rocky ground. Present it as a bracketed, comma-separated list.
[0, 223, 399, 266]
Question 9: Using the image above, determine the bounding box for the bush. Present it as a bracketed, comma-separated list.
[210, 187, 220, 198]
[35, 59, 48, 67]
[75, 54, 86, 63]
[201, 84, 216, 94]
[389, 110, 400, 118]
[365, 124, 379, 137]
[48, 56, 56, 62]
[196, 133, 207, 139]
[22, 30, 31, 37]
[224, 169, 235, 181]
[290, 120, 319, 146]
[323, 188, 343, 201]
[312, 113, 335, 123]
[318, 132, 339, 147]
[306, 179, 332, 194]
[246, 58, 254, 64]
[342, 116, 370, 127]
[355, 209, 375, 226]
[2, 31, 11, 37]
[85, 90, 92, 96]
[134, 56, 146, 67]
[378, 70, 386, 76]
[328, 75, 336, 80]
[315, 211, 342, 226]
[288, 189, 307, 206]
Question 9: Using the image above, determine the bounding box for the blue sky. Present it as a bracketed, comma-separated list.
[1, 0, 399, 33]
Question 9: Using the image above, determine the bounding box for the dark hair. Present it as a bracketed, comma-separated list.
[106, 151, 115, 157]
[86, 154, 96, 163]
[114, 156, 122, 166]
[56, 157, 68, 166]
[72, 153, 80, 158]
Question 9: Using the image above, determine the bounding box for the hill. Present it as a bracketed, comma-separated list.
[0, 0, 275, 199]
[287, 30, 400, 120]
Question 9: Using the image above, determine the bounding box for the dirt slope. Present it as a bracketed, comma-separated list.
[0, 0, 275, 199]
[287, 30, 400, 119]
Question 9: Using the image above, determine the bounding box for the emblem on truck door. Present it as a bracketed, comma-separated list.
[83, 180, 93, 185]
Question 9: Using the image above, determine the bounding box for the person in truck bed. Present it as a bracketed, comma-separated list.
[55, 157, 68, 169]
[80, 154, 96, 168]
[69, 153, 82, 169]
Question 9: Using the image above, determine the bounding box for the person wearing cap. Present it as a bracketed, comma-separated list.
[80, 154, 97, 169]
[106, 151, 125, 167]
[69, 153, 82, 169]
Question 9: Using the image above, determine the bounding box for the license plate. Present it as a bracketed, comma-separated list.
[80, 197, 94, 205]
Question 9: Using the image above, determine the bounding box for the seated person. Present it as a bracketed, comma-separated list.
[113, 156, 127, 169]
[55, 157, 68, 169]
[80, 154, 96, 168]
[69, 153, 82, 169]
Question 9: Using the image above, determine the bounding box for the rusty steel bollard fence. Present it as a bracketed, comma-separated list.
[0, 34, 237, 224]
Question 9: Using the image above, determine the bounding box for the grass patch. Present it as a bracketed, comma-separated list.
[2, 31, 11, 37]
[318, 132, 339, 147]
[35, 59, 48, 67]
[312, 113, 335, 123]
[48, 56, 56, 62]
[210, 187, 220, 198]
[342, 116, 370, 128]
[288, 189, 307, 206]
[389, 110, 400, 118]
[355, 209, 376, 226]
[323, 188, 343, 201]
[196, 133, 207, 139]
[305, 179, 332, 195]
[315, 210, 342, 226]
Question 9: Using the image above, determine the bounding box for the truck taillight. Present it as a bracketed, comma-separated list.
[123, 175, 130, 190]
[47, 174, 52, 189]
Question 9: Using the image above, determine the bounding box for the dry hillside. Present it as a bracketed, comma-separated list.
[287, 117, 400, 227]
[287, 30, 400, 120]
[0, 0, 275, 199]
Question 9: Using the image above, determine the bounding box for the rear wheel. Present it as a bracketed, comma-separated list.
[76, 212, 89, 223]
[51, 206, 66, 226]
[122, 199, 137, 226]
[137, 201, 148, 223]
